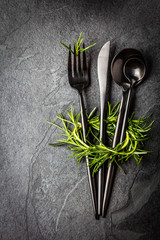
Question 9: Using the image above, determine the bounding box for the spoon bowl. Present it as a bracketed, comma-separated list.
[111, 48, 145, 91]
[123, 57, 146, 86]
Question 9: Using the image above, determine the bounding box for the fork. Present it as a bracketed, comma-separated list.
[68, 44, 98, 219]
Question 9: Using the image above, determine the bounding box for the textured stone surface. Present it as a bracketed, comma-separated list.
[0, 0, 160, 239]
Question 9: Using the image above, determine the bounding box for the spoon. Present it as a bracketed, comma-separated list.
[111, 48, 144, 86]
[120, 57, 146, 141]
[110, 49, 145, 149]
[102, 56, 146, 217]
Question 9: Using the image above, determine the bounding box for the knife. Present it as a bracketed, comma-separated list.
[97, 41, 110, 215]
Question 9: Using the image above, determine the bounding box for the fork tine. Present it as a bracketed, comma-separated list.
[83, 43, 87, 71]
[68, 44, 72, 80]
[78, 51, 81, 73]
[74, 47, 77, 77]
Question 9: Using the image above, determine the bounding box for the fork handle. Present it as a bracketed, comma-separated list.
[79, 91, 88, 142]
[79, 91, 98, 219]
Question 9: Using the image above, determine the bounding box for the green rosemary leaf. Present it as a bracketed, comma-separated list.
[60, 32, 96, 56]
[56, 116, 73, 125]
[59, 41, 74, 54]
[71, 40, 77, 51]
[77, 32, 83, 46]
[49, 142, 66, 146]
[80, 43, 97, 53]
[78, 38, 83, 49]
[48, 102, 154, 174]
[46, 121, 64, 130]
[88, 107, 97, 119]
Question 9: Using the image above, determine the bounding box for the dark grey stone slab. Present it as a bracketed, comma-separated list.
[0, 0, 160, 239]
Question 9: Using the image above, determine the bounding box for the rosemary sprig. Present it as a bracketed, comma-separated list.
[60, 32, 96, 56]
[47, 102, 154, 175]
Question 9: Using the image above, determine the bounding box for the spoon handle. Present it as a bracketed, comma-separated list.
[120, 86, 133, 142]
[113, 91, 127, 148]
[102, 91, 127, 217]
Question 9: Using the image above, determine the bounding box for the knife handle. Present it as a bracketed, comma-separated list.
[98, 94, 107, 215]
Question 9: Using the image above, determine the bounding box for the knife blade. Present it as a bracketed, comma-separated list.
[97, 41, 110, 215]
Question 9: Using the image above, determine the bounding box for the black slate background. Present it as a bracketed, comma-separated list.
[0, 0, 160, 240]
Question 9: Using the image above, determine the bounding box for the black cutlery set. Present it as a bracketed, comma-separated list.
[67, 41, 146, 219]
